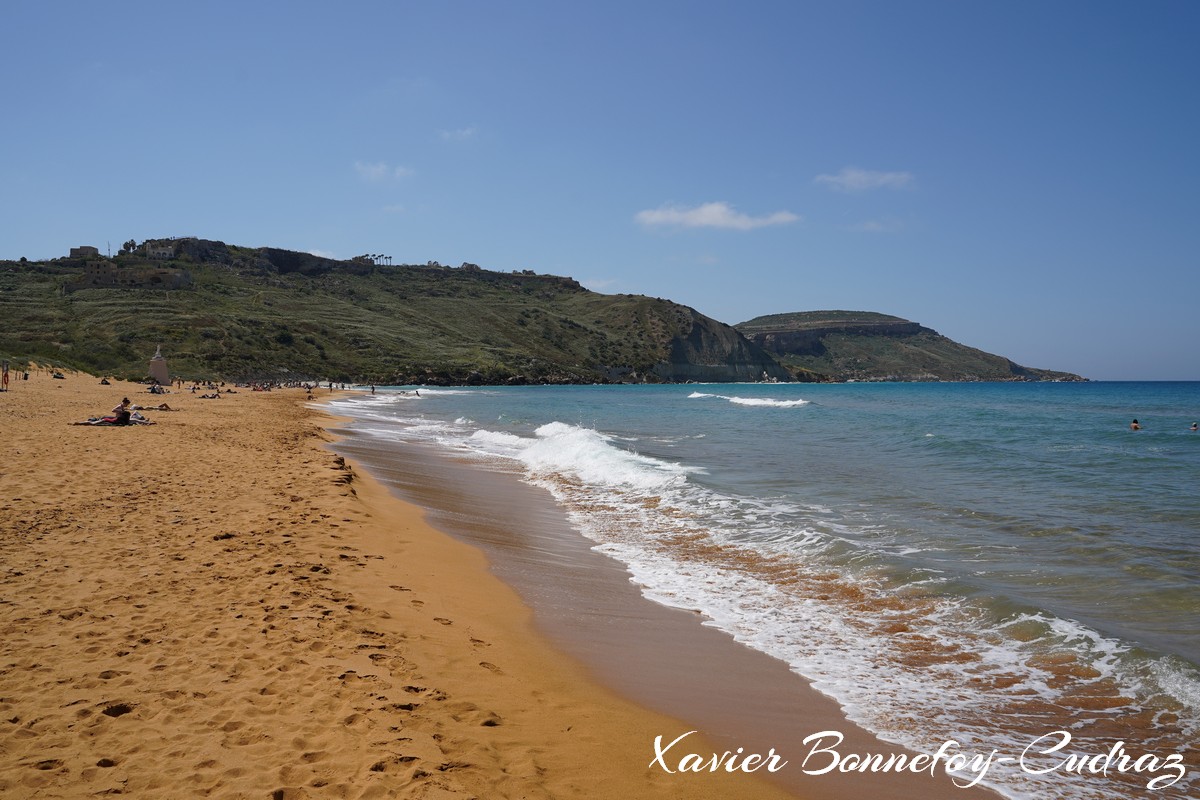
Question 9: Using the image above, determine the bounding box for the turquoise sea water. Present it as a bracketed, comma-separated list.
[330, 382, 1200, 799]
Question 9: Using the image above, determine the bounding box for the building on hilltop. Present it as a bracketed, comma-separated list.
[143, 240, 176, 259]
[69, 246, 100, 259]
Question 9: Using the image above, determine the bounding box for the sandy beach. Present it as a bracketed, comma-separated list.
[0, 372, 801, 799]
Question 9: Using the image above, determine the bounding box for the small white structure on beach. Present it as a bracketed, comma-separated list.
[149, 345, 170, 386]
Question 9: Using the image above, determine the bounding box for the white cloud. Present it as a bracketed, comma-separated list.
[846, 217, 904, 233]
[814, 167, 913, 193]
[354, 161, 413, 181]
[439, 125, 477, 141]
[307, 248, 338, 259]
[635, 201, 800, 231]
[354, 161, 389, 180]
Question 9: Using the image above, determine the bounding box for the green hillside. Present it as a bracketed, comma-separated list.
[0, 240, 1083, 385]
[0, 240, 788, 385]
[736, 310, 1084, 382]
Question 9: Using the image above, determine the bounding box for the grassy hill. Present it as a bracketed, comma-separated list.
[736, 310, 1084, 382]
[0, 240, 788, 385]
[1, 240, 1083, 385]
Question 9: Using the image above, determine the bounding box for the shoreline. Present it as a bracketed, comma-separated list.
[328, 404, 1001, 800]
[0, 373, 796, 799]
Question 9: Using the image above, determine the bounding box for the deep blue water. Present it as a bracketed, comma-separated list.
[331, 381, 1200, 800]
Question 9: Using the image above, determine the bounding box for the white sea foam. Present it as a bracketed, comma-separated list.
[468, 429, 529, 459]
[468, 423, 1196, 799]
[513, 422, 697, 490]
[687, 391, 810, 408]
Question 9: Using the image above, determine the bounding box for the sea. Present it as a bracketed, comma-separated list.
[328, 381, 1200, 800]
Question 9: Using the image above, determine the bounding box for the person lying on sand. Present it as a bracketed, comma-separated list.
[72, 415, 156, 426]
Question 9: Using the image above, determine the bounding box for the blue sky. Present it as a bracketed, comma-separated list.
[3, 1, 1197, 380]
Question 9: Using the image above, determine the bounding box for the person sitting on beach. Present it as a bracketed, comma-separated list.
[111, 398, 132, 425]
[75, 398, 136, 426]
[1130, 419, 1141, 431]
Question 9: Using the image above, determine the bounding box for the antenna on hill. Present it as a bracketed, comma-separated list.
[107, 241, 111, 258]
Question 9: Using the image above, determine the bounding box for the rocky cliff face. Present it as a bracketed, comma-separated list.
[653, 310, 793, 382]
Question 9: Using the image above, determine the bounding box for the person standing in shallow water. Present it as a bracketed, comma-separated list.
[1130, 419, 1141, 431]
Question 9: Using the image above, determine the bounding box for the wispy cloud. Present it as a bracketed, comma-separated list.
[354, 161, 414, 181]
[814, 167, 913, 193]
[307, 248, 338, 259]
[635, 201, 800, 231]
[581, 277, 618, 291]
[439, 125, 478, 141]
[846, 217, 905, 234]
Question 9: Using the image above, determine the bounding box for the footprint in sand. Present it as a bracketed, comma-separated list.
[449, 702, 503, 727]
[368, 754, 418, 773]
[101, 702, 135, 718]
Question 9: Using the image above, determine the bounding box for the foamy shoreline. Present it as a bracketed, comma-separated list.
[328, 396, 1003, 800]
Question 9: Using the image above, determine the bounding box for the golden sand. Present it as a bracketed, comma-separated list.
[0, 373, 802, 799]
